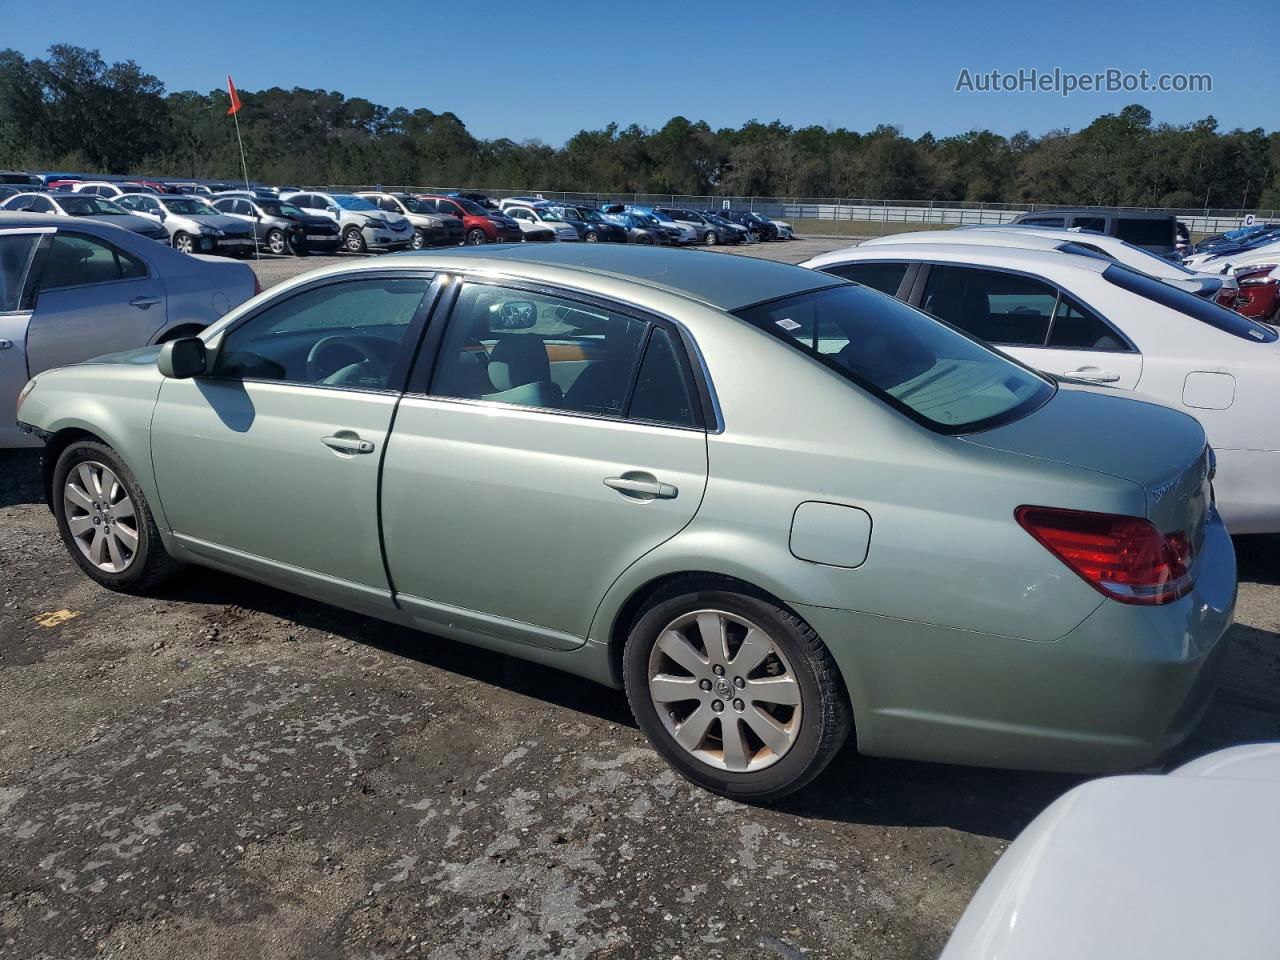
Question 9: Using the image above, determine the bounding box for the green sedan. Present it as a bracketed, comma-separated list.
[15, 245, 1236, 799]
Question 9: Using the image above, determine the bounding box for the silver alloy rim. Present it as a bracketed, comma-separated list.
[175, 234, 192, 253]
[411, 229, 424, 249]
[585, 232, 598, 242]
[647, 609, 802, 772]
[63, 461, 138, 574]
[706, 231, 718, 245]
[467, 229, 485, 245]
[268, 231, 285, 254]
[345, 229, 363, 252]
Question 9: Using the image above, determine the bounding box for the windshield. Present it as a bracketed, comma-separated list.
[259, 200, 305, 217]
[535, 209, 564, 222]
[576, 208, 604, 223]
[161, 197, 217, 215]
[734, 284, 1054, 432]
[333, 194, 378, 211]
[454, 198, 489, 216]
[59, 196, 126, 216]
[1103, 264, 1279, 343]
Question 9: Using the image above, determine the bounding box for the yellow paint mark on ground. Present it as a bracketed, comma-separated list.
[33, 609, 80, 628]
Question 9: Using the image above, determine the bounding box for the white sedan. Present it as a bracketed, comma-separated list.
[499, 202, 578, 241]
[941, 743, 1280, 960]
[802, 241, 1280, 533]
[862, 227, 1238, 302]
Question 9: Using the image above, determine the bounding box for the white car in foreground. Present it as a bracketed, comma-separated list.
[941, 743, 1280, 960]
[802, 241, 1280, 533]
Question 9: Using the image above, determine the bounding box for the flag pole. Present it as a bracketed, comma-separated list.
[228, 76, 260, 263]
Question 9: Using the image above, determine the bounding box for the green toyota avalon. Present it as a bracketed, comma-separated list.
[16, 244, 1236, 799]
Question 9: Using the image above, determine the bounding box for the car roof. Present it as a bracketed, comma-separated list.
[806, 241, 1112, 276]
[333, 244, 844, 311]
[1018, 208, 1173, 221]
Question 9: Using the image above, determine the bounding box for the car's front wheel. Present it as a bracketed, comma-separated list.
[465, 228, 488, 245]
[266, 228, 287, 255]
[52, 440, 181, 594]
[343, 227, 367, 253]
[623, 579, 851, 801]
[172, 231, 194, 254]
[410, 228, 426, 250]
[584, 231, 600, 242]
[704, 230, 719, 246]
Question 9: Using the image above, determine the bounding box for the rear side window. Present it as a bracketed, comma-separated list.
[629, 327, 698, 427]
[735, 284, 1053, 432]
[1019, 216, 1065, 227]
[0, 233, 41, 311]
[39, 233, 146, 290]
[921, 265, 1057, 346]
[1047, 295, 1127, 351]
[820, 261, 909, 296]
[1103, 264, 1279, 342]
[1070, 216, 1107, 232]
[1115, 218, 1174, 248]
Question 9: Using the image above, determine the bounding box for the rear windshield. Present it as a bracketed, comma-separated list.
[1104, 264, 1279, 342]
[734, 284, 1054, 433]
[1114, 217, 1174, 248]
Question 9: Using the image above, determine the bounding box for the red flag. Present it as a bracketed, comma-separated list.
[226, 75, 242, 116]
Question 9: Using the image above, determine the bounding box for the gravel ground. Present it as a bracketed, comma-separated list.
[2, 237, 1279, 960]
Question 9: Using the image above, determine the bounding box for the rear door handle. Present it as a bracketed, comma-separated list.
[129, 295, 161, 309]
[322, 434, 375, 455]
[604, 475, 678, 500]
[1064, 367, 1121, 383]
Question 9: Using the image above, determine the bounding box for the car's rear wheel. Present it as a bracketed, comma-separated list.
[266, 229, 286, 255]
[343, 227, 367, 253]
[410, 228, 426, 250]
[465, 228, 488, 245]
[173, 232, 194, 254]
[52, 440, 180, 594]
[704, 230, 719, 246]
[623, 579, 851, 801]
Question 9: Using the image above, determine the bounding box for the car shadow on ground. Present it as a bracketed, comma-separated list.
[1234, 534, 1280, 585]
[0, 449, 43, 509]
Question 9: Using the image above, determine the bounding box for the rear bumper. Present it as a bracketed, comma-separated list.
[797, 507, 1237, 774]
[1210, 448, 1280, 534]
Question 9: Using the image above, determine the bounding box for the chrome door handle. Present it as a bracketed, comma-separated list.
[604, 475, 678, 500]
[1065, 368, 1120, 383]
[0, 339, 12, 350]
[129, 295, 161, 309]
[322, 434, 375, 455]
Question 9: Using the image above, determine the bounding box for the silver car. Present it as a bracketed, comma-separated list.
[13, 245, 1234, 799]
[0, 212, 256, 447]
[281, 191, 413, 253]
[113, 194, 257, 256]
[355, 192, 465, 249]
[0, 192, 170, 244]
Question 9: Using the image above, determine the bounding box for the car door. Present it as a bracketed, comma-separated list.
[25, 230, 168, 373]
[149, 272, 437, 609]
[0, 229, 47, 446]
[381, 279, 709, 648]
[917, 263, 1142, 388]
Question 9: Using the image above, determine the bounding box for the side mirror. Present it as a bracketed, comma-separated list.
[495, 301, 537, 330]
[157, 337, 207, 379]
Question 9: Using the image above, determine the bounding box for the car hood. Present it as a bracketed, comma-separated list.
[177, 214, 253, 233]
[961, 384, 1209, 534]
[78, 345, 163, 366]
[81, 213, 165, 235]
[940, 744, 1280, 960]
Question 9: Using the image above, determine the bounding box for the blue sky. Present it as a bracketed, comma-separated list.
[3, 0, 1273, 143]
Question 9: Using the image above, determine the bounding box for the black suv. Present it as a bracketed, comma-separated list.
[716, 209, 779, 241]
[1009, 209, 1178, 258]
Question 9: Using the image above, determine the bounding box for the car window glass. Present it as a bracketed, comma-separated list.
[32, 197, 54, 212]
[1115, 218, 1174, 247]
[1071, 216, 1107, 231]
[215, 277, 431, 387]
[39, 233, 146, 290]
[1047, 295, 1126, 351]
[431, 284, 649, 418]
[0, 233, 41, 311]
[1020, 216, 1064, 227]
[379, 197, 398, 213]
[921, 265, 1056, 346]
[821, 262, 909, 296]
[628, 326, 699, 427]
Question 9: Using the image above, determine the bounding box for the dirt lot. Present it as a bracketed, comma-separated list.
[2, 238, 1279, 960]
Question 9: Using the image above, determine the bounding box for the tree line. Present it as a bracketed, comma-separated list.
[2, 44, 1277, 210]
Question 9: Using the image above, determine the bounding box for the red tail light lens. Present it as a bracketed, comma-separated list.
[1015, 506, 1194, 605]
[1237, 265, 1278, 287]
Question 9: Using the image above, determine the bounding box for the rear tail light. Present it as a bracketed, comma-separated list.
[1236, 265, 1278, 287]
[1015, 506, 1194, 605]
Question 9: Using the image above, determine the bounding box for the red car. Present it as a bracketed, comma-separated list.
[415, 194, 523, 245]
[1232, 265, 1280, 322]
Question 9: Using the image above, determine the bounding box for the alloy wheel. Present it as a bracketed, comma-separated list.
[647, 609, 802, 772]
[466, 228, 487, 245]
[174, 233, 193, 254]
[585, 231, 599, 242]
[63, 461, 138, 574]
[705, 231, 718, 246]
[267, 230, 286, 255]
[344, 228, 365, 253]
[411, 229, 425, 250]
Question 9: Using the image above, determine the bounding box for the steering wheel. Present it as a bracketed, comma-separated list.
[305, 335, 395, 385]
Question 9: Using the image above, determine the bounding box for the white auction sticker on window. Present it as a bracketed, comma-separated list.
[776, 318, 801, 331]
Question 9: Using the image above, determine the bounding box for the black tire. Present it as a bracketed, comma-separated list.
[410, 228, 426, 250]
[52, 440, 181, 594]
[343, 226, 367, 253]
[465, 227, 488, 245]
[266, 229, 287, 255]
[173, 231, 194, 255]
[704, 230, 719, 246]
[584, 231, 600, 243]
[623, 577, 851, 801]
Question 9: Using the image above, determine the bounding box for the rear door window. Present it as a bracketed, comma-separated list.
[1070, 216, 1107, 232]
[819, 262, 910, 297]
[920, 265, 1057, 346]
[1047, 295, 1128, 351]
[0, 233, 42, 311]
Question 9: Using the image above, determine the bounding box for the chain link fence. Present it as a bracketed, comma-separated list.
[326, 185, 1277, 239]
